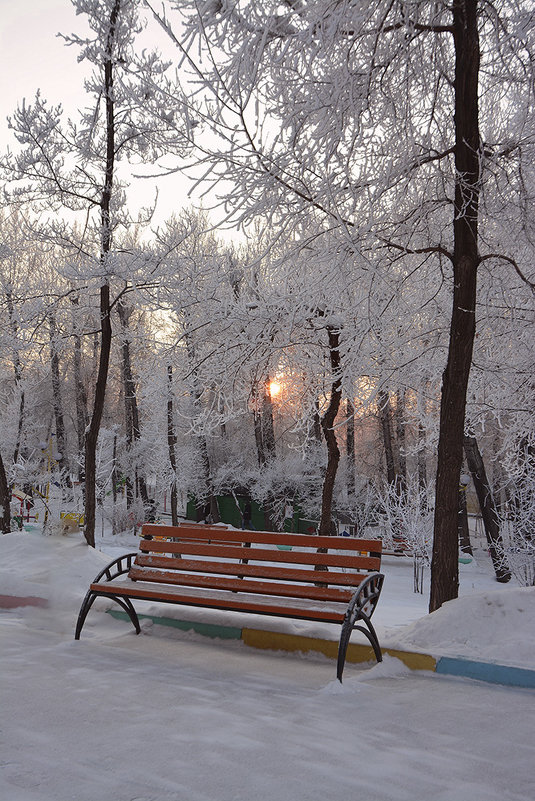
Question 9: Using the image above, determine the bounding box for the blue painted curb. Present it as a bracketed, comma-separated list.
[436, 656, 535, 689]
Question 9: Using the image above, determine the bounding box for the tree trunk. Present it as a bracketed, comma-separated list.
[464, 434, 510, 581]
[167, 365, 179, 526]
[84, 284, 112, 547]
[111, 433, 118, 536]
[458, 476, 472, 555]
[71, 296, 88, 484]
[346, 398, 355, 502]
[430, 0, 481, 611]
[0, 447, 11, 534]
[395, 389, 407, 495]
[6, 286, 25, 474]
[261, 380, 276, 460]
[253, 404, 265, 467]
[49, 311, 73, 500]
[417, 421, 427, 496]
[184, 327, 219, 524]
[117, 297, 149, 510]
[253, 376, 277, 468]
[313, 400, 322, 444]
[318, 325, 342, 538]
[378, 389, 396, 486]
[83, 0, 120, 547]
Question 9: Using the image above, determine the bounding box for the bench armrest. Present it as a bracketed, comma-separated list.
[348, 572, 385, 620]
[90, 552, 138, 585]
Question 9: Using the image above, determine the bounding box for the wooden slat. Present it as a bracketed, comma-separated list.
[91, 581, 347, 623]
[134, 554, 367, 587]
[139, 539, 381, 570]
[141, 524, 382, 554]
[128, 566, 354, 603]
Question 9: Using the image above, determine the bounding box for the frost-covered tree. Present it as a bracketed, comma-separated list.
[3, 0, 184, 545]
[149, 0, 535, 609]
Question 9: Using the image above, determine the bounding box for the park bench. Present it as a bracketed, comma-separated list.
[75, 523, 385, 681]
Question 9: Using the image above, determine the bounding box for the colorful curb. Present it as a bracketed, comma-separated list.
[241, 627, 437, 672]
[105, 610, 535, 690]
[435, 656, 535, 689]
[107, 609, 242, 640]
[106, 610, 436, 672]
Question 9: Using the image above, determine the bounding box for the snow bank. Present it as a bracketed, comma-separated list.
[0, 531, 109, 629]
[391, 586, 535, 668]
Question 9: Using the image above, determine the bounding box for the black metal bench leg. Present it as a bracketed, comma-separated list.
[109, 595, 141, 634]
[337, 613, 383, 682]
[337, 615, 354, 682]
[75, 590, 98, 640]
[355, 612, 383, 662]
[75, 592, 141, 639]
[353, 623, 382, 663]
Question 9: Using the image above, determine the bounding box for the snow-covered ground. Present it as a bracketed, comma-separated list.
[1, 528, 534, 801]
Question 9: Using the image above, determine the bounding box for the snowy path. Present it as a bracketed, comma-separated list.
[2, 612, 534, 801]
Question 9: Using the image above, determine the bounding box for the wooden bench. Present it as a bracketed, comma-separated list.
[75, 524, 385, 681]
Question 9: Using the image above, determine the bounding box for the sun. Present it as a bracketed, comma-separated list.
[269, 381, 282, 397]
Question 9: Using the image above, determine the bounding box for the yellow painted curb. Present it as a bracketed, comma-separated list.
[383, 648, 437, 672]
[241, 628, 436, 672]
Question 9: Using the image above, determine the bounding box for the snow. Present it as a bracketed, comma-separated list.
[1, 529, 534, 801]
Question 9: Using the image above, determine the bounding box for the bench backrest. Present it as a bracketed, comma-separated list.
[131, 524, 382, 604]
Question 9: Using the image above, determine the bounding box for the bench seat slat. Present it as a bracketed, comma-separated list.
[134, 554, 367, 587]
[128, 566, 355, 603]
[139, 539, 381, 570]
[90, 580, 348, 623]
[142, 524, 382, 553]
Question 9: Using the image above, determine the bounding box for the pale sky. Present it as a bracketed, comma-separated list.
[0, 0, 214, 230]
[1, 0, 88, 141]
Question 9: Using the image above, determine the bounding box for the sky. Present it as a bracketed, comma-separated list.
[0, 0, 215, 232]
[1, 0, 88, 140]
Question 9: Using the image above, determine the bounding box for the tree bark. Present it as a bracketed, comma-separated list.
[117, 297, 149, 510]
[458, 477, 472, 555]
[49, 311, 73, 500]
[84, 284, 112, 547]
[313, 400, 322, 444]
[430, 0, 481, 611]
[111, 433, 118, 536]
[346, 398, 355, 501]
[184, 327, 219, 524]
[395, 388, 407, 495]
[464, 434, 510, 581]
[6, 285, 25, 474]
[0, 447, 11, 534]
[83, 0, 120, 547]
[378, 389, 396, 486]
[318, 324, 342, 538]
[261, 380, 276, 460]
[417, 421, 427, 496]
[71, 296, 88, 484]
[167, 365, 179, 526]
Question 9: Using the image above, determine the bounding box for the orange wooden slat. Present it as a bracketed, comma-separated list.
[134, 554, 367, 586]
[128, 566, 354, 603]
[141, 524, 382, 554]
[91, 581, 347, 623]
[139, 539, 381, 570]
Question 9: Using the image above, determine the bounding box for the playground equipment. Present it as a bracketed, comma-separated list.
[11, 489, 38, 530]
[60, 512, 85, 534]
